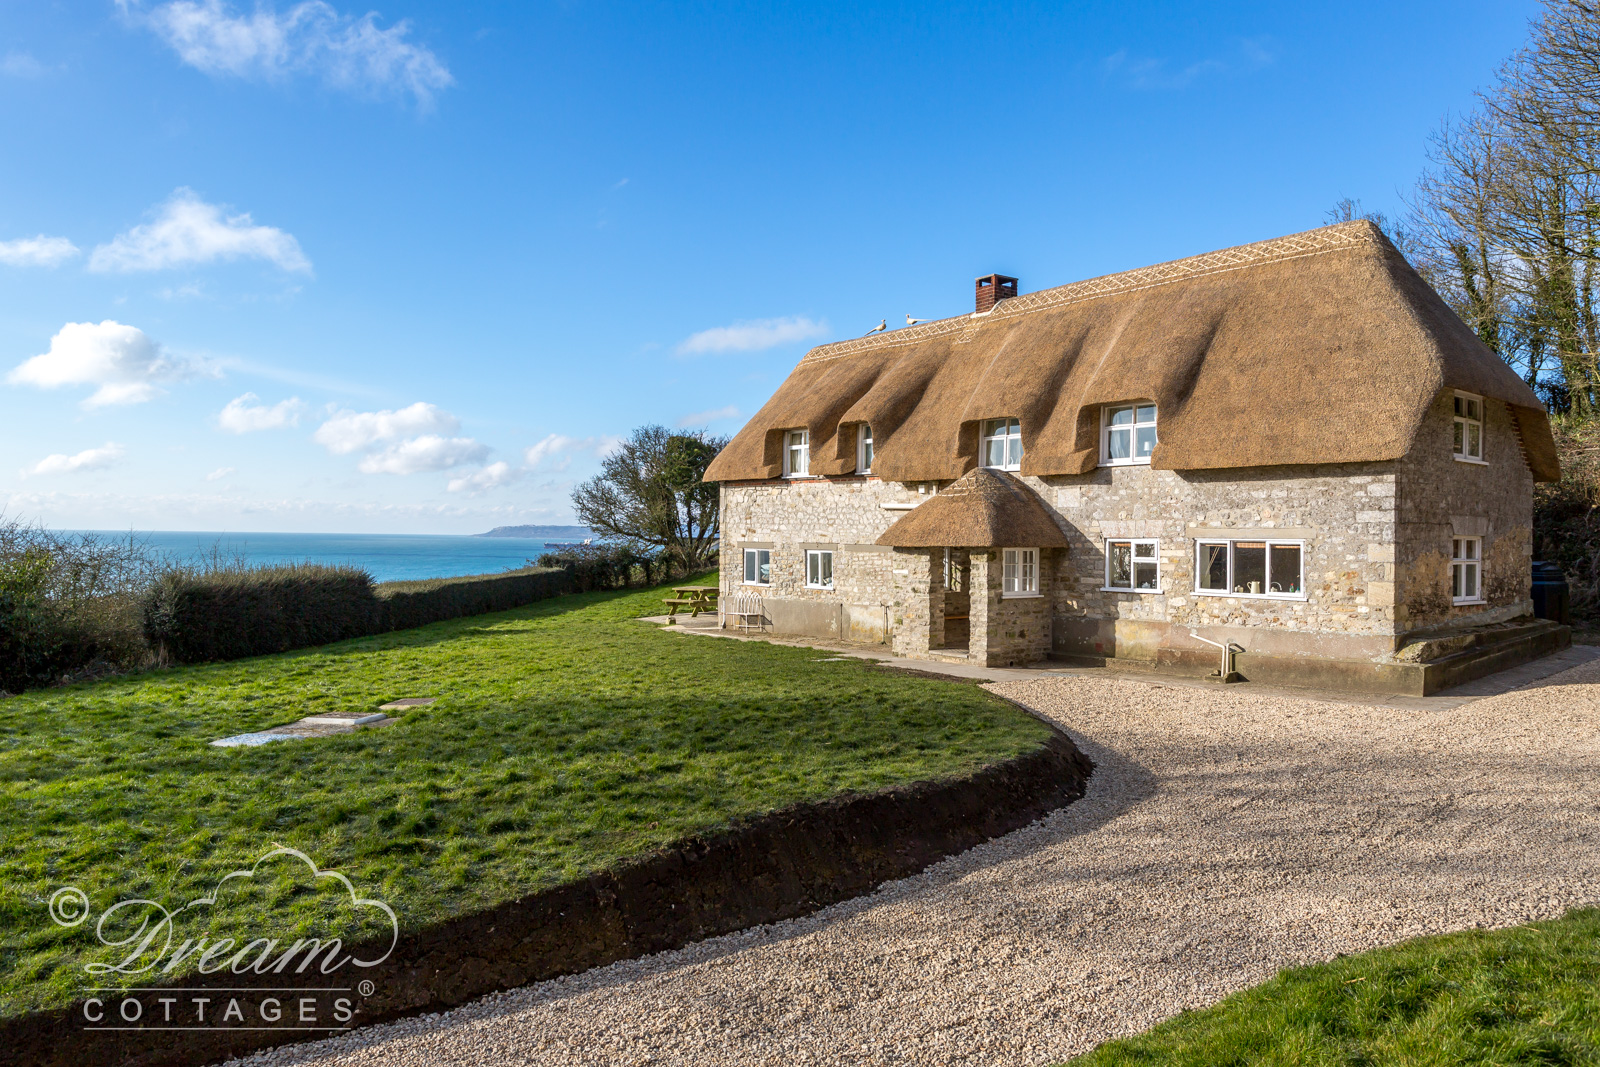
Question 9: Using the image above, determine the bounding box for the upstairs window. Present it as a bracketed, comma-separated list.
[742, 548, 771, 586]
[1452, 537, 1483, 603]
[784, 429, 810, 477]
[1002, 548, 1039, 596]
[1453, 392, 1484, 462]
[858, 424, 874, 474]
[981, 418, 1023, 470]
[1105, 539, 1160, 592]
[1196, 539, 1304, 598]
[1102, 404, 1157, 465]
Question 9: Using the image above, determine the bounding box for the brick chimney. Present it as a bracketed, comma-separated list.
[975, 273, 1018, 313]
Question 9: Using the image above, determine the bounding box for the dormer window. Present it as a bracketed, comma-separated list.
[1453, 392, 1484, 462]
[1102, 404, 1157, 465]
[981, 418, 1022, 471]
[858, 424, 874, 474]
[783, 429, 810, 477]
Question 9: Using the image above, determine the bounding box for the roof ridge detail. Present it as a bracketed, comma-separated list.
[802, 221, 1384, 365]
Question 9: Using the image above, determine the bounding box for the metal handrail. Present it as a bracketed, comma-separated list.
[1191, 631, 1245, 682]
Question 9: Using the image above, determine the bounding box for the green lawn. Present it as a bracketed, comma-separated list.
[0, 575, 1052, 1016]
[1072, 909, 1600, 1067]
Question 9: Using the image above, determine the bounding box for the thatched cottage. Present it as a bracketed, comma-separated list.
[702, 221, 1568, 693]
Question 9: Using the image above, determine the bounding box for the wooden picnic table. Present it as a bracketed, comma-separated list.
[663, 586, 718, 619]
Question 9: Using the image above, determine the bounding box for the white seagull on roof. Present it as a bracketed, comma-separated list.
[906, 314, 924, 325]
[866, 319, 887, 334]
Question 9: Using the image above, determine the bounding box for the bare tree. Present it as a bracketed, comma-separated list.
[571, 425, 728, 572]
[1399, 1, 1600, 411]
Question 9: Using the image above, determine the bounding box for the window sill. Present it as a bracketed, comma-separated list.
[1452, 597, 1487, 606]
[1098, 459, 1153, 467]
[805, 585, 835, 591]
[741, 581, 770, 588]
[1100, 586, 1162, 594]
[1193, 589, 1308, 602]
[1452, 455, 1489, 465]
[1001, 591, 1043, 599]
[783, 473, 819, 479]
[981, 465, 1023, 473]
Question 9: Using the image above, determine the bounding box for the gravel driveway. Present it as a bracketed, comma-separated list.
[238, 658, 1600, 1067]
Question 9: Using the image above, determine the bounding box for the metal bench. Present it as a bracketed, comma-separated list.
[722, 592, 765, 633]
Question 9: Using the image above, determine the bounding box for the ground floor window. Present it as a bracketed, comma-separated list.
[805, 549, 834, 589]
[1196, 540, 1304, 598]
[1452, 537, 1483, 603]
[1002, 548, 1039, 596]
[1105, 539, 1160, 591]
[743, 548, 771, 585]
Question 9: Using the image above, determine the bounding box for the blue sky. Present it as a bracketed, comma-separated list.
[0, 0, 1540, 534]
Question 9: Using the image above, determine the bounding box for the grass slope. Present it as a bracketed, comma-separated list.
[1073, 909, 1600, 1066]
[0, 576, 1051, 1016]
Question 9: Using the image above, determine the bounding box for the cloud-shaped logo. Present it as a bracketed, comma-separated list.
[53, 844, 398, 977]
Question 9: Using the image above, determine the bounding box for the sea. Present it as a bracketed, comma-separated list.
[75, 530, 591, 584]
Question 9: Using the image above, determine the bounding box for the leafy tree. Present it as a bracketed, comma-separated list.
[572, 425, 727, 571]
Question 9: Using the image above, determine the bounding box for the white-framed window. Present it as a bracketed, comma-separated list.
[1101, 404, 1158, 465]
[1195, 539, 1305, 598]
[1453, 392, 1484, 462]
[805, 549, 834, 589]
[943, 547, 966, 592]
[742, 548, 771, 586]
[858, 424, 874, 474]
[1451, 537, 1483, 603]
[1104, 539, 1160, 592]
[981, 418, 1023, 471]
[783, 429, 810, 477]
[1002, 548, 1039, 596]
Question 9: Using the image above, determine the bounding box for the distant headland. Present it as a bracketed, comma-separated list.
[476, 525, 595, 539]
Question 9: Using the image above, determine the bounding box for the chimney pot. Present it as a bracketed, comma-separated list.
[975, 273, 1018, 313]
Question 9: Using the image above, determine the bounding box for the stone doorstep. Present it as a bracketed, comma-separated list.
[1394, 617, 1565, 663]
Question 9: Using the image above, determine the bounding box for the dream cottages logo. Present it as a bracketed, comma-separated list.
[48, 845, 398, 1031]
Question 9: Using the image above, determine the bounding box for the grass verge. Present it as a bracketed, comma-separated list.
[1071, 909, 1600, 1066]
[0, 574, 1052, 1016]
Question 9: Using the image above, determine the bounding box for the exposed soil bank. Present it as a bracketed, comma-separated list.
[5, 731, 1092, 1067]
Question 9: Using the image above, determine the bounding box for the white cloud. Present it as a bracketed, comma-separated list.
[313, 401, 458, 454]
[123, 0, 453, 106]
[218, 392, 304, 432]
[6, 320, 209, 408]
[1101, 38, 1274, 90]
[29, 443, 125, 476]
[676, 405, 741, 427]
[0, 235, 79, 267]
[206, 466, 235, 480]
[677, 315, 829, 355]
[358, 435, 487, 475]
[447, 461, 518, 493]
[1, 52, 47, 78]
[89, 188, 310, 273]
[523, 433, 622, 472]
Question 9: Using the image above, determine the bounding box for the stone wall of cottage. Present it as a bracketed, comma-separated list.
[719, 407, 1535, 659]
[719, 477, 931, 644]
[1392, 390, 1534, 632]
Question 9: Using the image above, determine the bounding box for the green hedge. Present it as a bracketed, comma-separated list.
[377, 568, 572, 631]
[142, 565, 572, 664]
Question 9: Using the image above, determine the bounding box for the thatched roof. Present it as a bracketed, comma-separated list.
[876, 468, 1070, 548]
[704, 221, 1559, 483]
